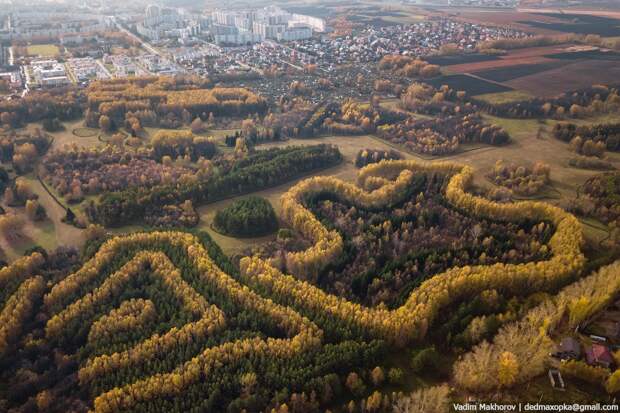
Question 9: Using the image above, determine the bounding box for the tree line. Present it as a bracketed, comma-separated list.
[86, 145, 342, 227]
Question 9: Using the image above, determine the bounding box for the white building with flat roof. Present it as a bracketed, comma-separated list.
[291, 14, 326, 33]
[31, 59, 68, 86]
[277, 26, 312, 42]
[215, 32, 263, 46]
[138, 5, 201, 41]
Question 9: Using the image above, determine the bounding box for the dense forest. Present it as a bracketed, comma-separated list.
[86, 144, 342, 227]
[84, 77, 267, 133]
[0, 64, 619, 412]
[0, 156, 611, 412]
[213, 197, 278, 237]
[255, 171, 554, 308]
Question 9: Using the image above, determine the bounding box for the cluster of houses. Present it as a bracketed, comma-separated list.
[554, 337, 616, 368]
[550, 301, 620, 390]
[66, 57, 109, 82]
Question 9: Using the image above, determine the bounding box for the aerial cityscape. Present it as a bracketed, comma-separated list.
[0, 0, 619, 412]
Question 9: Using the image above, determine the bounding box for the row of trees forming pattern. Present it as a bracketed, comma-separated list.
[239, 159, 585, 346]
[257, 170, 554, 308]
[0, 160, 590, 411]
[84, 76, 267, 133]
[553, 122, 620, 153]
[476, 84, 620, 119]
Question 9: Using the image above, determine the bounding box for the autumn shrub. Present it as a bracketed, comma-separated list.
[568, 156, 616, 171]
[393, 384, 450, 413]
[560, 360, 610, 385]
[553, 122, 620, 152]
[486, 160, 551, 196]
[377, 114, 509, 156]
[355, 148, 402, 168]
[410, 347, 441, 374]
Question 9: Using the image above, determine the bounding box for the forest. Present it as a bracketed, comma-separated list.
[0, 55, 618, 412]
[0, 151, 615, 413]
[213, 196, 278, 237]
[86, 144, 342, 227]
[84, 76, 267, 133]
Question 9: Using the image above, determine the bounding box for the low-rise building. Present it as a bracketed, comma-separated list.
[31, 59, 69, 87]
[586, 344, 614, 368]
[0, 71, 22, 89]
[554, 337, 581, 360]
[215, 32, 263, 46]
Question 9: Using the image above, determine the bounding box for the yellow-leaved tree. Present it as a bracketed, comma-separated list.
[498, 351, 519, 387]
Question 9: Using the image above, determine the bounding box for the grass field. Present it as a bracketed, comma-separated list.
[26, 44, 61, 57]
[0, 174, 83, 262]
[18, 121, 101, 151]
[474, 90, 534, 104]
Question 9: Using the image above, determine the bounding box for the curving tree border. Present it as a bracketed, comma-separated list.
[41, 232, 322, 413]
[0, 160, 586, 411]
[240, 159, 585, 346]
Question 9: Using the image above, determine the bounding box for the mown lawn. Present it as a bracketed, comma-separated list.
[27, 44, 61, 57]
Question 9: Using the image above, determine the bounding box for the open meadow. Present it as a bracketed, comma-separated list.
[25, 44, 61, 57]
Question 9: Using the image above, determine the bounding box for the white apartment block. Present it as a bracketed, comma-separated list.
[210, 6, 325, 45]
[9, 11, 106, 40]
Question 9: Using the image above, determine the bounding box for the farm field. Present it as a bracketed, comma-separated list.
[505, 59, 620, 96]
[518, 8, 620, 20]
[440, 47, 620, 97]
[517, 13, 620, 37]
[440, 9, 574, 34]
[472, 61, 569, 83]
[424, 74, 512, 96]
[441, 45, 569, 74]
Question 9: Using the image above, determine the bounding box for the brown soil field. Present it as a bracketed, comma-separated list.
[505, 59, 620, 96]
[518, 8, 620, 20]
[444, 45, 569, 73]
[432, 9, 569, 35]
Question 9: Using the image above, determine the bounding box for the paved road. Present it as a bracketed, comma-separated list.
[95, 59, 112, 78]
[112, 17, 163, 57]
[111, 17, 185, 73]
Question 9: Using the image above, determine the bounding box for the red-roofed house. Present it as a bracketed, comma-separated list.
[585, 344, 614, 368]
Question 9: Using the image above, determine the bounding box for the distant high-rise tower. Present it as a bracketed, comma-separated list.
[0, 40, 10, 69]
